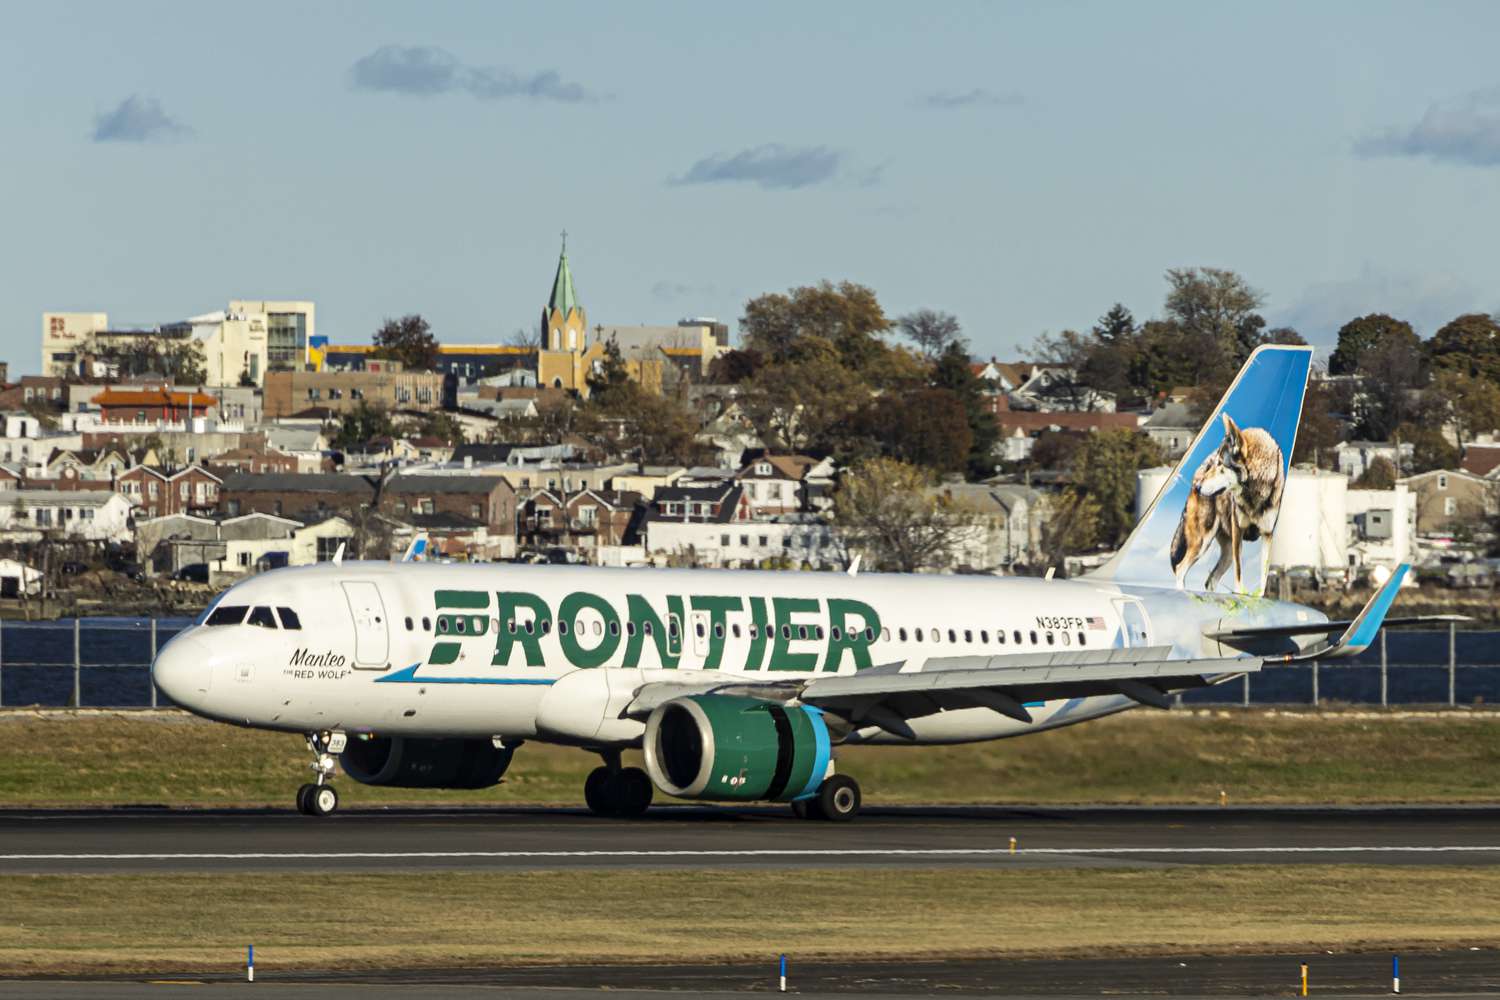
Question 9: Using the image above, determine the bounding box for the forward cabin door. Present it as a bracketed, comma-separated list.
[342, 581, 390, 668]
[1113, 598, 1149, 648]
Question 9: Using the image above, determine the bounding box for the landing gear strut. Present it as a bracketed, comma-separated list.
[792, 774, 862, 822]
[583, 749, 653, 818]
[296, 731, 343, 817]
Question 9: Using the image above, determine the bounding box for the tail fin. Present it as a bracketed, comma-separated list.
[1091, 344, 1312, 595]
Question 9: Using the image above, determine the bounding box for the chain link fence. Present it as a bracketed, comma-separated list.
[0, 620, 1495, 710]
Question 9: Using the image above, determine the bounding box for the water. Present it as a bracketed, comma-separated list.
[1, 622, 1496, 709]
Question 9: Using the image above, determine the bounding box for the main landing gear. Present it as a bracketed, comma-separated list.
[790, 774, 862, 822]
[296, 731, 344, 817]
[583, 749, 653, 818]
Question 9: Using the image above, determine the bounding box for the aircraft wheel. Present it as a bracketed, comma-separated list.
[614, 768, 653, 818]
[307, 784, 339, 817]
[816, 775, 861, 822]
[295, 783, 317, 815]
[584, 766, 613, 816]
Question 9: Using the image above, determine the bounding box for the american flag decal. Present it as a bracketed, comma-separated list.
[1086, 616, 1106, 630]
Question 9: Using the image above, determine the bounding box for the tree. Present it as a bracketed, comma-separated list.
[1353, 324, 1426, 440]
[373, 314, 439, 371]
[1046, 430, 1165, 557]
[931, 341, 1000, 477]
[1329, 314, 1415, 376]
[850, 389, 972, 475]
[1351, 456, 1397, 490]
[505, 326, 541, 349]
[740, 345, 866, 455]
[833, 458, 965, 572]
[897, 309, 964, 360]
[1092, 303, 1136, 345]
[585, 337, 631, 400]
[1291, 379, 1343, 469]
[333, 401, 395, 451]
[740, 281, 889, 370]
[1428, 313, 1500, 381]
[1435, 369, 1500, 445]
[1162, 267, 1268, 364]
[416, 410, 468, 446]
[1028, 430, 1081, 470]
[708, 348, 762, 384]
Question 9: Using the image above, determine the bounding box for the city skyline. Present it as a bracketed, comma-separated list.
[4, 1, 1499, 373]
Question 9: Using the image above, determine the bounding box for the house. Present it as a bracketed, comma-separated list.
[383, 475, 518, 535]
[116, 465, 223, 519]
[734, 455, 835, 518]
[263, 369, 453, 418]
[208, 445, 301, 476]
[92, 386, 218, 425]
[218, 472, 518, 539]
[1398, 469, 1498, 536]
[261, 426, 331, 473]
[42, 447, 131, 481]
[609, 465, 685, 501]
[934, 481, 1046, 570]
[1336, 441, 1414, 480]
[135, 510, 355, 578]
[646, 483, 748, 525]
[0, 376, 66, 412]
[1008, 366, 1116, 413]
[520, 488, 643, 549]
[377, 511, 500, 561]
[1461, 442, 1500, 479]
[645, 513, 838, 569]
[1142, 402, 1197, 460]
[0, 490, 134, 543]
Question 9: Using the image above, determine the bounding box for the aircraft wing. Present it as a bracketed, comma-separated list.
[621, 645, 1261, 740]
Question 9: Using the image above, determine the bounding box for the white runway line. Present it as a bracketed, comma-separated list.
[2, 845, 1500, 861]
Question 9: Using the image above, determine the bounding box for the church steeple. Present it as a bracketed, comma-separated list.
[541, 232, 587, 351]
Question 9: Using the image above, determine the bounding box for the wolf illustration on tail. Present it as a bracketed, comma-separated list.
[1090, 344, 1311, 596]
[1169, 414, 1286, 591]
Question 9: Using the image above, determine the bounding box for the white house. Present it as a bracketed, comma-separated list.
[646, 515, 840, 569]
[0, 491, 134, 543]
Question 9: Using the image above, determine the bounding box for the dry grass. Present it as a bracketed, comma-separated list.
[1, 708, 1499, 807]
[0, 866, 1497, 974]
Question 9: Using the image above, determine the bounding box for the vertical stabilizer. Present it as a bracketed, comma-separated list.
[1091, 344, 1312, 595]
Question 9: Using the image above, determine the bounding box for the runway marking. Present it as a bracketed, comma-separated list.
[3, 846, 1500, 862]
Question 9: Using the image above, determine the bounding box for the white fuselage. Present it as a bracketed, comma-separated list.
[152, 560, 1307, 748]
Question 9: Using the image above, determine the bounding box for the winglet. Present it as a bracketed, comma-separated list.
[401, 535, 428, 563]
[847, 554, 861, 577]
[1334, 562, 1410, 655]
[333, 541, 346, 566]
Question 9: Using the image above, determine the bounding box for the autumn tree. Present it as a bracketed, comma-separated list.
[1044, 430, 1165, 558]
[1428, 313, 1500, 381]
[1434, 369, 1500, 445]
[1352, 457, 1397, 490]
[833, 458, 966, 572]
[1163, 267, 1268, 365]
[373, 314, 439, 370]
[1291, 379, 1344, 469]
[1353, 323, 1426, 440]
[930, 341, 1000, 477]
[739, 281, 890, 370]
[740, 343, 866, 455]
[333, 401, 395, 451]
[849, 389, 972, 474]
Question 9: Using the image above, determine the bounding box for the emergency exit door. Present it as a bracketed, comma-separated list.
[1113, 599, 1150, 648]
[342, 581, 390, 667]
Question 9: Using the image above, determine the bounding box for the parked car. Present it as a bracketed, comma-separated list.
[171, 564, 209, 584]
[60, 561, 88, 576]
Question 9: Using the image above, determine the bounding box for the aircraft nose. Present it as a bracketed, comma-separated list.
[151, 631, 214, 708]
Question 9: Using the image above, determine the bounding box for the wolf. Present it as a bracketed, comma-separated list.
[1170, 413, 1286, 591]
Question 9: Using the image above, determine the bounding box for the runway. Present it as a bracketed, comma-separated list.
[3, 804, 1500, 874]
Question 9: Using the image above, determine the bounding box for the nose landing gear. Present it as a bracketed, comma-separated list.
[296, 731, 344, 817]
[583, 749, 653, 818]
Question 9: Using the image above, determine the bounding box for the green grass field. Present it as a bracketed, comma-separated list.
[2, 707, 1498, 807]
[1, 866, 1496, 973]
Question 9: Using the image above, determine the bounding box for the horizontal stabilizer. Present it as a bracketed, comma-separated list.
[1208, 613, 1471, 644]
[1264, 563, 1417, 662]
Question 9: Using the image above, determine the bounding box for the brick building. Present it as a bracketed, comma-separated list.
[263, 369, 454, 418]
[93, 386, 218, 424]
[218, 472, 517, 536]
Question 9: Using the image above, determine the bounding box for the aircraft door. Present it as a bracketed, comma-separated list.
[342, 581, 390, 668]
[689, 610, 711, 660]
[1113, 598, 1150, 648]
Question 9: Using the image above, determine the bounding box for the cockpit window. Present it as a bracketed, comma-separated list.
[205, 605, 248, 626]
[246, 607, 277, 629]
[277, 607, 302, 630]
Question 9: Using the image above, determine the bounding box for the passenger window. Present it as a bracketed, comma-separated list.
[881, 627, 890, 641]
[980, 630, 988, 643]
[997, 630, 1006, 645]
[781, 625, 791, 640]
[864, 627, 875, 642]
[421, 617, 430, 631]
[931, 629, 940, 643]
[404, 616, 413, 631]
[523, 619, 534, 635]
[695, 622, 705, 638]
[559, 620, 570, 635]
[1062, 631, 1071, 646]
[541, 620, 552, 635]
[1013, 630, 1022, 644]
[731, 624, 741, 639]
[626, 621, 637, 637]
[913, 629, 922, 643]
[832, 626, 843, 641]
[714, 624, 724, 639]
[642, 621, 653, 637]
[1078, 631, 1086, 646]
[438, 618, 450, 634]
[1030, 630, 1038, 644]
[899, 627, 908, 641]
[746, 624, 755, 639]
[206, 605, 248, 626]
[814, 626, 824, 640]
[457, 618, 467, 634]
[1046, 632, 1055, 646]
[947, 629, 957, 643]
[276, 607, 302, 630]
[246, 606, 277, 629]
[964, 629, 973, 643]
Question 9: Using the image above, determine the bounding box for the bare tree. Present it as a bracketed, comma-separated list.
[897, 309, 964, 360]
[834, 458, 966, 572]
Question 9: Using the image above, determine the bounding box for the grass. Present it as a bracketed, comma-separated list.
[1, 708, 1499, 807]
[1, 866, 1497, 974]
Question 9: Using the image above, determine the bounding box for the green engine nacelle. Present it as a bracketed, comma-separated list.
[642, 694, 832, 802]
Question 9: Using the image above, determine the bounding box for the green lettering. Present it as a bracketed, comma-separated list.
[623, 593, 685, 669]
[769, 596, 820, 672]
[690, 595, 743, 670]
[823, 598, 882, 672]
[743, 596, 770, 671]
[558, 591, 621, 668]
[430, 589, 490, 665]
[493, 590, 549, 667]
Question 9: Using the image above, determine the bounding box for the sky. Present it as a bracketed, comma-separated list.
[3, 1, 1499, 373]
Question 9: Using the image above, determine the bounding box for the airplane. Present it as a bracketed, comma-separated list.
[151, 344, 1447, 820]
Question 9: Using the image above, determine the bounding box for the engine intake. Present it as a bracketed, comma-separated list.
[643, 694, 830, 802]
[340, 736, 515, 789]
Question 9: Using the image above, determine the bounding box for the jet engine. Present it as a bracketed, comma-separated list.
[642, 694, 830, 802]
[340, 736, 515, 789]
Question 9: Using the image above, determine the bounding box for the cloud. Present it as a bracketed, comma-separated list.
[1355, 88, 1500, 167]
[1273, 266, 1495, 345]
[651, 280, 718, 302]
[350, 45, 596, 103]
[669, 144, 845, 191]
[92, 96, 193, 143]
[920, 88, 1024, 110]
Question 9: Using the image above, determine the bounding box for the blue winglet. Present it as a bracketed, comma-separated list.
[1337, 563, 1409, 655]
[400, 536, 428, 562]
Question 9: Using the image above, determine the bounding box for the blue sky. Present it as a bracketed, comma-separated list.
[3, 1, 1498, 372]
